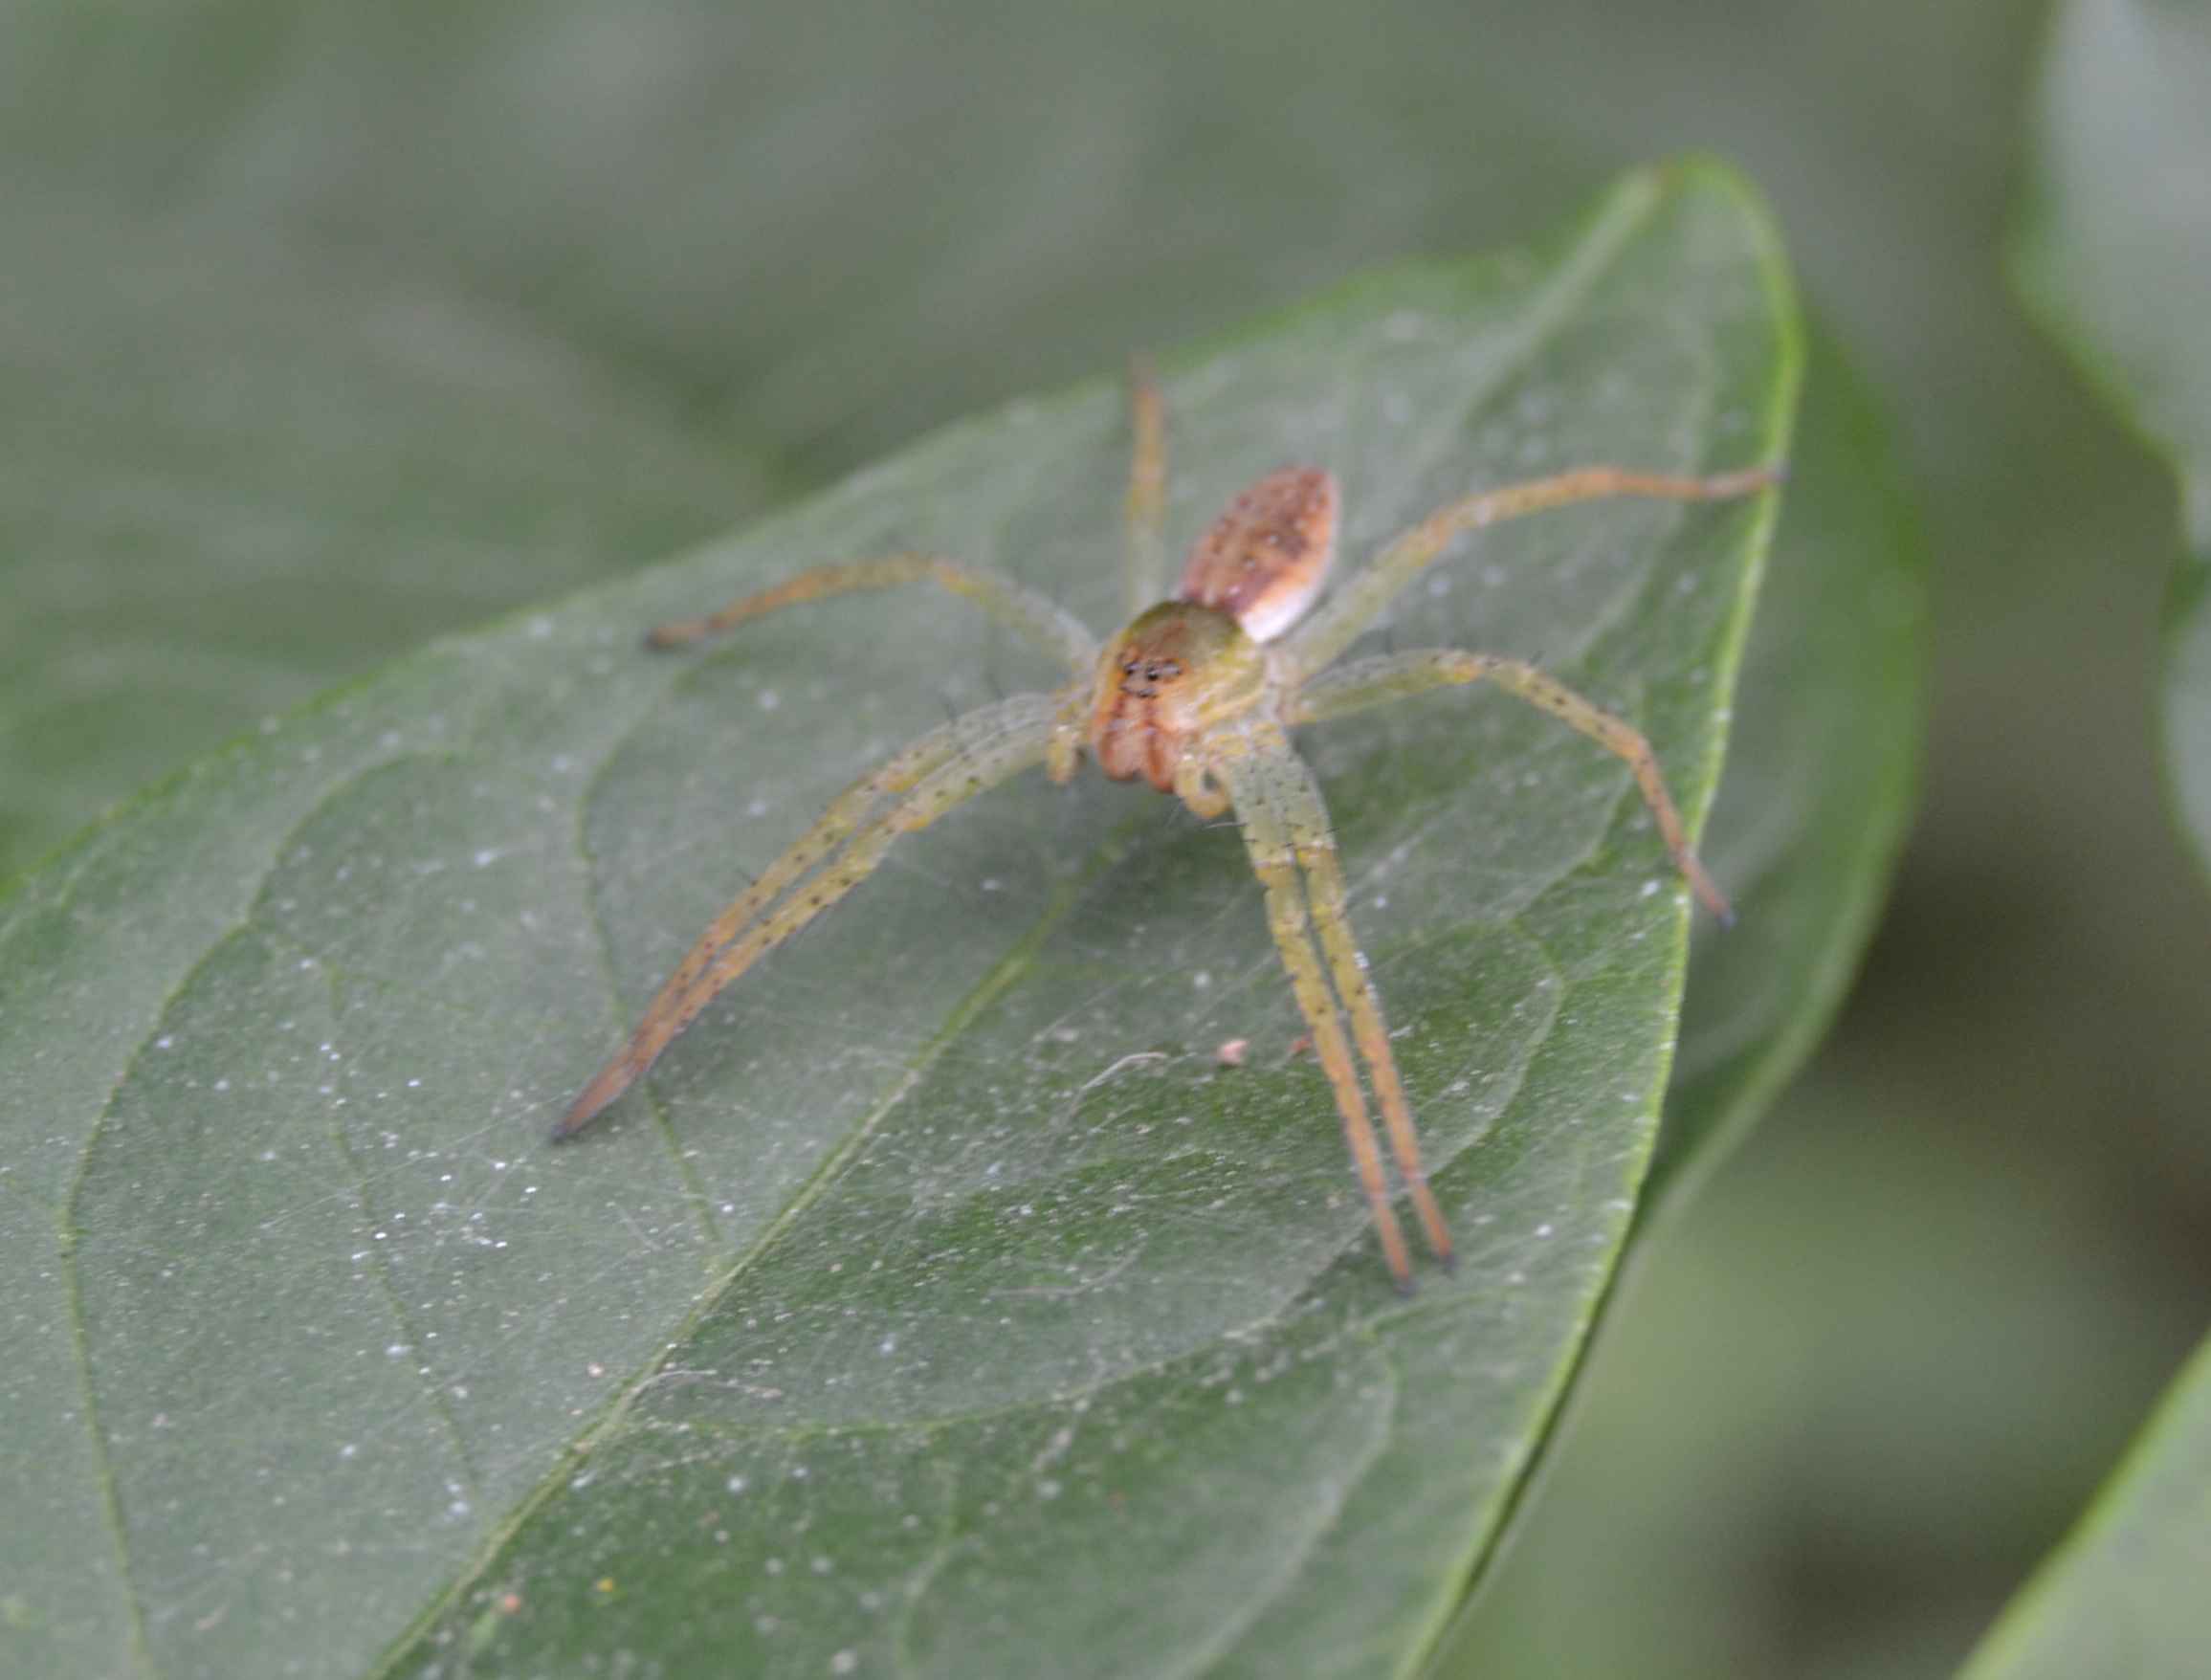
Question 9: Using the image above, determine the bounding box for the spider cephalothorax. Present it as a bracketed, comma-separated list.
[1087, 462, 1341, 793]
[1089, 602, 1266, 792]
[557, 361, 1779, 1291]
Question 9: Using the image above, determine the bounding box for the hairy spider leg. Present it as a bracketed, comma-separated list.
[575, 712, 990, 1104]
[1257, 740, 1454, 1268]
[1218, 730, 1435, 1291]
[643, 553, 1098, 677]
[555, 694, 1060, 1138]
[1293, 650, 1731, 920]
[1282, 463, 1782, 678]
[1124, 355, 1168, 619]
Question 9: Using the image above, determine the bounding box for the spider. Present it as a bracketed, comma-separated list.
[556, 360, 1780, 1291]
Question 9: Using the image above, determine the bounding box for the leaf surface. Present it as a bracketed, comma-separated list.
[1650, 323, 1925, 1209]
[1418, 317, 1928, 1673]
[2, 167, 1796, 1679]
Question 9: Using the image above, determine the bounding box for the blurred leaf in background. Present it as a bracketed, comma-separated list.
[2, 0, 2206, 1675]
[1960, 1330, 2211, 1679]
[0, 143, 778, 878]
[2012, 0, 2211, 873]
[1950, 0, 2211, 1670]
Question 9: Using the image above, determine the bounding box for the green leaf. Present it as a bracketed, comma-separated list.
[1417, 318, 1929, 1674]
[1960, 1331, 2211, 1680]
[2, 14, 1917, 1218]
[2011, 0, 2211, 874]
[1, 166, 1797, 1678]
[0, 187, 779, 880]
[1651, 323, 1927, 1210]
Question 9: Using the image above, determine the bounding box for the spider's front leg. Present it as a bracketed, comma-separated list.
[1213, 728, 1451, 1292]
[556, 693, 1062, 1138]
[644, 553, 1097, 676]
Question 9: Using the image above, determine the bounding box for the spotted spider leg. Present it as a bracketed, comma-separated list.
[1213, 725, 1450, 1291]
[561, 375, 1181, 1138]
[643, 553, 1097, 674]
[1292, 651, 1733, 919]
[1279, 462, 1782, 681]
[555, 692, 1061, 1138]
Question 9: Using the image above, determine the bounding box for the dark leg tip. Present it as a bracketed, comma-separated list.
[1392, 1272, 1419, 1300]
[550, 1095, 609, 1143]
[557, 1064, 634, 1140]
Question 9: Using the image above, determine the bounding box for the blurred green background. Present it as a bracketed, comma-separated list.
[5, 2, 2206, 1674]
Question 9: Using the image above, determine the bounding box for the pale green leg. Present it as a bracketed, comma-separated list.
[649, 553, 1098, 678]
[1263, 748, 1455, 1270]
[1218, 732, 1448, 1290]
[1280, 463, 1780, 678]
[1123, 354, 1169, 619]
[1291, 650, 1731, 920]
[558, 693, 1060, 1137]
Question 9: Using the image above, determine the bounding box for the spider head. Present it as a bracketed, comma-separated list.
[1088, 601, 1267, 793]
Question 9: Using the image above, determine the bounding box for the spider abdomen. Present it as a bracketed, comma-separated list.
[1178, 466, 1338, 642]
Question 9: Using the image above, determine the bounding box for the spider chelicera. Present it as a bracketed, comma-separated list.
[557, 360, 1780, 1291]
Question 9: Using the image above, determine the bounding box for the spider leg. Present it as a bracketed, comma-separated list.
[1124, 354, 1168, 618]
[646, 554, 1098, 678]
[1292, 650, 1730, 920]
[1281, 461, 1781, 677]
[556, 692, 1059, 1138]
[1218, 731, 1444, 1292]
[1270, 760, 1454, 1271]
